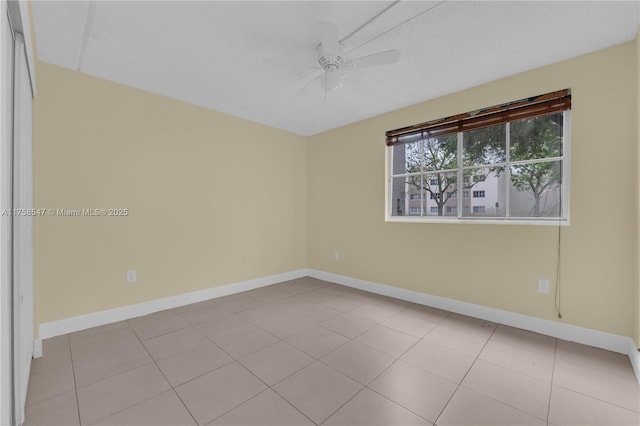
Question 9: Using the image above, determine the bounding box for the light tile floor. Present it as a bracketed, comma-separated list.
[25, 277, 640, 425]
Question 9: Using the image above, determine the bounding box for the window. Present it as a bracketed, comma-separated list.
[387, 89, 570, 223]
[409, 207, 422, 214]
[409, 193, 422, 200]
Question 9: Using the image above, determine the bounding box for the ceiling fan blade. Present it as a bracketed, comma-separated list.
[344, 73, 370, 96]
[345, 50, 400, 70]
[319, 22, 341, 57]
[297, 74, 322, 97]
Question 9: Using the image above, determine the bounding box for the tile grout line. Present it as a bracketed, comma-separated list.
[299, 331, 352, 361]
[31, 279, 639, 425]
[67, 335, 82, 425]
[432, 321, 498, 426]
[129, 319, 200, 426]
[315, 386, 368, 425]
[239, 291, 417, 424]
[438, 324, 559, 424]
[546, 337, 558, 426]
[72, 321, 194, 425]
[273, 296, 453, 424]
[311, 309, 440, 425]
[344, 308, 451, 425]
[194, 331, 317, 425]
[550, 383, 640, 414]
[171, 322, 274, 389]
[22, 364, 78, 408]
[554, 339, 640, 413]
[128, 317, 193, 342]
[156, 310, 311, 424]
[259, 385, 319, 426]
[554, 350, 640, 383]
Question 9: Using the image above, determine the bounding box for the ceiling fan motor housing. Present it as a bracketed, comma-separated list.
[318, 41, 346, 91]
[318, 53, 344, 72]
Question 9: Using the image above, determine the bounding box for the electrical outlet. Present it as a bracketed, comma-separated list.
[334, 251, 340, 260]
[537, 278, 549, 294]
[127, 270, 137, 284]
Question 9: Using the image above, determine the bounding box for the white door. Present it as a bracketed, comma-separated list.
[12, 32, 34, 426]
[0, 4, 15, 425]
[1, 6, 34, 423]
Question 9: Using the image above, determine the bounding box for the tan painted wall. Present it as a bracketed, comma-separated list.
[33, 62, 307, 327]
[33, 41, 638, 340]
[308, 42, 637, 337]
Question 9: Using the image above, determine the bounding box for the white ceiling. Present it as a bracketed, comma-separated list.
[32, 1, 639, 136]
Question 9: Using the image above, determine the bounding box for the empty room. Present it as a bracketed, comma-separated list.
[1, 1, 640, 425]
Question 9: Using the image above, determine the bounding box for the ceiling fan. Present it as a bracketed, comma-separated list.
[299, 22, 400, 96]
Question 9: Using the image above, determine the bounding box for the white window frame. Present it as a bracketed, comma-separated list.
[386, 111, 571, 225]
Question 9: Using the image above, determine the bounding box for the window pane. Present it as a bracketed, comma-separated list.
[424, 172, 457, 216]
[462, 167, 504, 188]
[391, 176, 428, 216]
[509, 161, 563, 217]
[407, 182, 424, 216]
[422, 134, 457, 172]
[463, 123, 506, 166]
[461, 168, 506, 218]
[391, 176, 423, 216]
[392, 142, 421, 175]
[510, 113, 563, 161]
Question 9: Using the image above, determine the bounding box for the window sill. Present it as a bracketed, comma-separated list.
[385, 216, 570, 226]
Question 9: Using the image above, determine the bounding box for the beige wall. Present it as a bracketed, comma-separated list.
[33, 40, 639, 341]
[33, 62, 307, 327]
[308, 42, 637, 338]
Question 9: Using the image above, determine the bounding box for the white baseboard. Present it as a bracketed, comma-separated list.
[36, 267, 640, 385]
[33, 339, 42, 358]
[308, 269, 640, 384]
[38, 269, 309, 340]
[629, 340, 640, 383]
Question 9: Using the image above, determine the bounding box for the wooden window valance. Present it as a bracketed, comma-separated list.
[386, 89, 571, 147]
